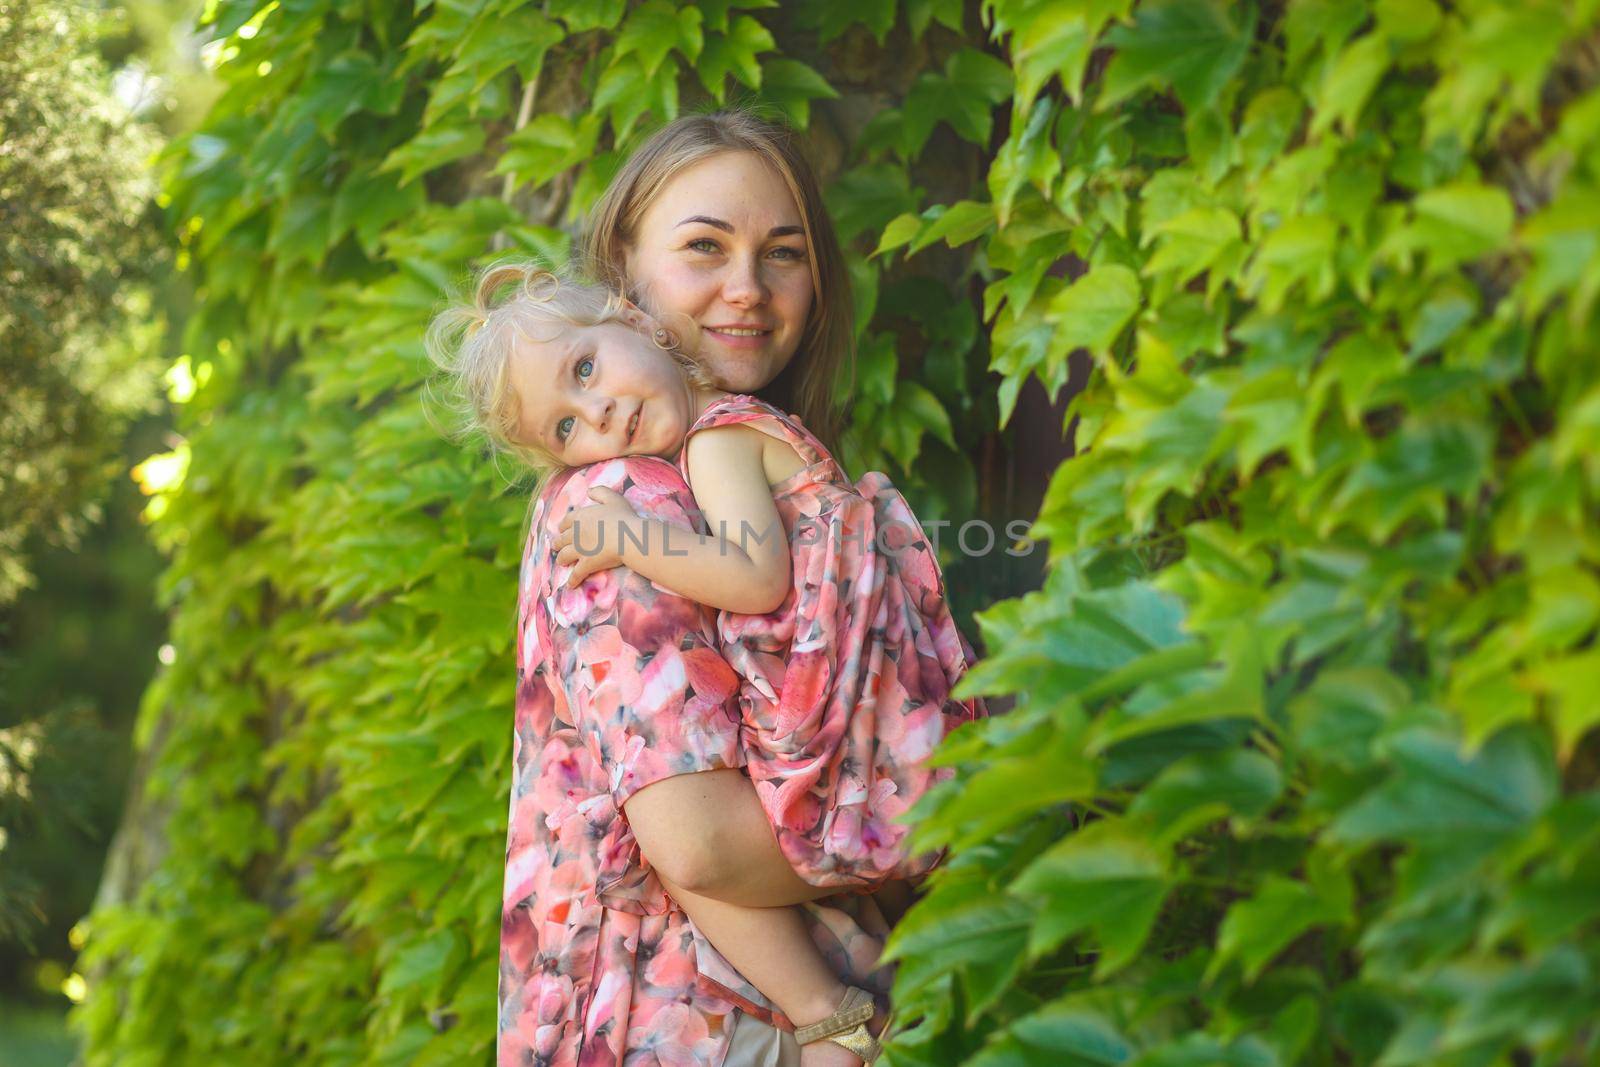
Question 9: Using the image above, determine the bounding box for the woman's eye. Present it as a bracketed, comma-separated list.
[687, 238, 720, 254]
[576, 357, 593, 379]
[769, 246, 805, 260]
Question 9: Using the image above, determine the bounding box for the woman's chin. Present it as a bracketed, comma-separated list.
[701, 347, 782, 393]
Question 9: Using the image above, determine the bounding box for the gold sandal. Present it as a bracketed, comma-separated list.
[793, 986, 882, 1063]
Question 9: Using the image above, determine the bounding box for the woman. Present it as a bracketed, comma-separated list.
[498, 111, 898, 1067]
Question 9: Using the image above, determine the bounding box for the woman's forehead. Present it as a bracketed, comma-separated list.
[647, 151, 801, 229]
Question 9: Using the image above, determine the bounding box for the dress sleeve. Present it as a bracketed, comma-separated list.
[528, 457, 747, 913]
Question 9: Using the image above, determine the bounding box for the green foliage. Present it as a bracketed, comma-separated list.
[884, 1, 1600, 1064]
[0, 0, 179, 1001]
[74, 2, 1009, 1064]
[0, 0, 164, 606]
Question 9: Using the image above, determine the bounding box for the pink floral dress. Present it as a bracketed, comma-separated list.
[499, 457, 894, 1067]
[675, 395, 988, 889]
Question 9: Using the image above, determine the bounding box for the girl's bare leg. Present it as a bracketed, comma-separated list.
[867, 878, 916, 927]
[656, 871, 876, 1067]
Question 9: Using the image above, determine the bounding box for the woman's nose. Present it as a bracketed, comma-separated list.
[722, 254, 769, 307]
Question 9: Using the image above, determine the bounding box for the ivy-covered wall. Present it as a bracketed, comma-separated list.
[75, 1, 1012, 1064]
[75, 0, 1600, 1065]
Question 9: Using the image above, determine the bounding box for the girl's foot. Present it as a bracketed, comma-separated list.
[795, 1003, 890, 1067]
[799, 1041, 866, 1067]
[793, 986, 883, 1067]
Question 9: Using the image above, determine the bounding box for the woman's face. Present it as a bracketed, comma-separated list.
[622, 150, 815, 394]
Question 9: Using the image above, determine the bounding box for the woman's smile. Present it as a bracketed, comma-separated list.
[704, 324, 775, 350]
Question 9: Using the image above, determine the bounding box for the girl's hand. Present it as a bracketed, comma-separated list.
[554, 487, 640, 587]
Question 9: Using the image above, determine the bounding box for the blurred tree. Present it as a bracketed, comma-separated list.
[0, 0, 163, 606]
[0, 0, 198, 1011]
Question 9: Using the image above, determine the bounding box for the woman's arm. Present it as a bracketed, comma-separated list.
[624, 768, 847, 906]
[555, 425, 791, 615]
[533, 458, 834, 907]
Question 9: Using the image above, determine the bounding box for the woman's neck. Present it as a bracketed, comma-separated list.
[689, 384, 732, 422]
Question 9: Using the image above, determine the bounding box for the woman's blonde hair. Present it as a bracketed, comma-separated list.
[583, 108, 854, 454]
[423, 261, 714, 478]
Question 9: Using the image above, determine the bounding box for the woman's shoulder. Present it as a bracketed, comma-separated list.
[690, 393, 807, 435]
[698, 391, 780, 417]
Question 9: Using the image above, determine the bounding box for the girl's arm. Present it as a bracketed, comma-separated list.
[556, 424, 792, 615]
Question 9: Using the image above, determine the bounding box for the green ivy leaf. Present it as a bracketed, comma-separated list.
[376, 927, 468, 1002]
[1012, 820, 1169, 975]
[755, 57, 838, 128]
[446, 6, 563, 92]
[693, 0, 778, 34]
[1330, 725, 1557, 845]
[1100, 0, 1254, 112]
[1310, 31, 1390, 139]
[965, 1003, 1134, 1067]
[990, 98, 1062, 224]
[905, 0, 964, 40]
[1524, 649, 1600, 762]
[492, 113, 602, 187]
[795, 0, 896, 44]
[902, 48, 1015, 157]
[594, 55, 680, 142]
[1207, 860, 1352, 983]
[1142, 205, 1243, 288]
[881, 883, 1036, 1012]
[1408, 181, 1515, 274]
[1045, 264, 1141, 357]
[378, 122, 486, 187]
[873, 211, 927, 260]
[1011, 3, 1125, 110]
[827, 163, 920, 245]
[548, 0, 624, 32]
[300, 52, 405, 134]
[1330, 418, 1490, 541]
[268, 194, 333, 268]
[696, 15, 775, 101]
[331, 170, 427, 255]
[1128, 748, 1282, 846]
[1288, 667, 1409, 771]
[614, 0, 704, 77]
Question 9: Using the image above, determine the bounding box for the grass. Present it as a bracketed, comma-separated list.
[0, 998, 78, 1067]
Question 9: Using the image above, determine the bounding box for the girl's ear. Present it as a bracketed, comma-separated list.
[616, 297, 662, 336]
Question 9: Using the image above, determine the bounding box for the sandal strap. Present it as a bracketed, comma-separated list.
[815, 1022, 881, 1061]
[793, 986, 877, 1045]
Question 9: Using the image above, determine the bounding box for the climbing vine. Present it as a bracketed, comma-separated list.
[74, 0, 1600, 1065]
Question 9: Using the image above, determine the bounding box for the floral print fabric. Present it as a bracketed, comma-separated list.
[676, 395, 988, 889]
[499, 457, 893, 1067]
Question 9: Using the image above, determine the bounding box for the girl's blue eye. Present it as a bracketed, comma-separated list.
[577, 357, 593, 378]
[557, 415, 574, 441]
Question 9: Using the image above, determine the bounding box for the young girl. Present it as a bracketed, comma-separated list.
[432, 263, 986, 1066]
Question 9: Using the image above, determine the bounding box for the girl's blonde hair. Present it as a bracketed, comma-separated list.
[424, 260, 714, 479]
[583, 107, 854, 454]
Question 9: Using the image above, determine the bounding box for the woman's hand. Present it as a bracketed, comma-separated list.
[554, 486, 641, 587]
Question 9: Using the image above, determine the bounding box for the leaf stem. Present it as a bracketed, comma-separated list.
[491, 71, 542, 251]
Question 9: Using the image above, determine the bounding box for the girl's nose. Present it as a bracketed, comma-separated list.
[586, 396, 613, 432]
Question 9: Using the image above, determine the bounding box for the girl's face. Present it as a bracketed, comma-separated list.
[622, 150, 815, 394]
[508, 318, 716, 467]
